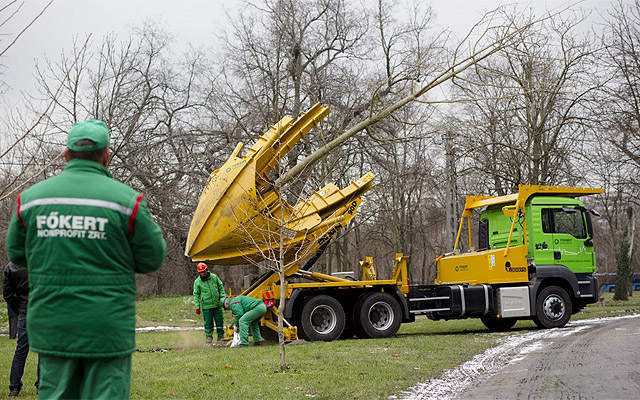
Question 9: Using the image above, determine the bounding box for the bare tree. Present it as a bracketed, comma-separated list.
[26, 24, 223, 294]
[592, 0, 640, 291]
[600, 0, 640, 174]
[451, 9, 599, 193]
[0, 0, 54, 87]
[213, 0, 370, 174]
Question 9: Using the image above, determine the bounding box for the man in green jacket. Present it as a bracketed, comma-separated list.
[223, 296, 267, 347]
[193, 262, 226, 343]
[5, 120, 166, 399]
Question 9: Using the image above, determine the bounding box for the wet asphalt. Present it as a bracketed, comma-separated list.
[453, 316, 640, 400]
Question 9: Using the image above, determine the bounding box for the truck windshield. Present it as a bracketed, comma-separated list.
[541, 208, 587, 239]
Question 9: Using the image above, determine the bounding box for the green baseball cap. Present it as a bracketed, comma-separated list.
[67, 120, 110, 151]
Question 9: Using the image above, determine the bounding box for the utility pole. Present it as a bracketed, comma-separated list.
[444, 131, 458, 251]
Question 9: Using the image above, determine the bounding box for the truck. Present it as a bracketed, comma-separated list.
[185, 103, 603, 341]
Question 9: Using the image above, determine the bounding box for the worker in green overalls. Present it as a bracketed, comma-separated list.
[193, 263, 226, 343]
[224, 296, 267, 346]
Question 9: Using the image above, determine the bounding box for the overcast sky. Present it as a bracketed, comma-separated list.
[0, 0, 620, 107]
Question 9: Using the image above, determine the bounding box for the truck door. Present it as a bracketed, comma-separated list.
[532, 205, 557, 266]
[541, 206, 594, 273]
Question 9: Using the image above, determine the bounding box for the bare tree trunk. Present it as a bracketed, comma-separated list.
[278, 196, 287, 370]
[627, 207, 635, 261]
[278, 257, 287, 369]
[627, 206, 635, 298]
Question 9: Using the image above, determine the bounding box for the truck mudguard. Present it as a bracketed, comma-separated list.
[285, 288, 304, 320]
[393, 288, 413, 322]
[528, 264, 582, 315]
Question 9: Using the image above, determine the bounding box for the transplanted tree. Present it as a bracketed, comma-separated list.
[235, 176, 325, 370]
[205, 116, 369, 369]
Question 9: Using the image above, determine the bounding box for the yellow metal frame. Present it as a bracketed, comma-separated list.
[453, 185, 604, 255]
[440, 185, 603, 285]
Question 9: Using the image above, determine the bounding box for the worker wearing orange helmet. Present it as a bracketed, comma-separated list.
[193, 263, 226, 343]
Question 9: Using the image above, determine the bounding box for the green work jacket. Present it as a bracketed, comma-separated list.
[193, 273, 225, 310]
[5, 159, 166, 358]
[228, 296, 265, 327]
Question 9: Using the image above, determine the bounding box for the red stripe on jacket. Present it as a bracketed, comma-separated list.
[16, 193, 25, 229]
[128, 195, 144, 235]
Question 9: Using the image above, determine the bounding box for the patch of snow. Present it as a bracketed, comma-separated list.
[509, 341, 544, 364]
[136, 326, 203, 332]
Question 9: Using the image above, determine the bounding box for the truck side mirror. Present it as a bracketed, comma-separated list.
[585, 210, 594, 239]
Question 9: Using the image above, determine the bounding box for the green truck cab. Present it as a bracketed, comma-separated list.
[418, 185, 603, 331]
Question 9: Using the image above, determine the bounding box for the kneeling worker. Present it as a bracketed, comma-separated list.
[224, 296, 267, 347]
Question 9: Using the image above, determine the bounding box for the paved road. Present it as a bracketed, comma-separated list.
[454, 316, 640, 400]
[400, 315, 640, 400]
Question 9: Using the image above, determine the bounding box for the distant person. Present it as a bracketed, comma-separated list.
[3, 262, 39, 397]
[5, 120, 166, 399]
[223, 296, 267, 347]
[193, 262, 226, 343]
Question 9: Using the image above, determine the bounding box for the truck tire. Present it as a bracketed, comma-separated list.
[480, 316, 517, 331]
[299, 295, 345, 341]
[353, 292, 402, 339]
[259, 325, 279, 342]
[533, 285, 572, 329]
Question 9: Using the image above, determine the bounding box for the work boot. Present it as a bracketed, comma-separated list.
[253, 341, 262, 346]
[8, 388, 20, 397]
[206, 338, 213, 344]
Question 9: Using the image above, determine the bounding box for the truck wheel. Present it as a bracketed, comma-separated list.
[259, 324, 279, 342]
[299, 295, 345, 341]
[480, 316, 517, 331]
[353, 292, 402, 339]
[533, 286, 572, 329]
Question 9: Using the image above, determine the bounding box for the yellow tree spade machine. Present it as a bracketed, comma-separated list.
[185, 103, 603, 341]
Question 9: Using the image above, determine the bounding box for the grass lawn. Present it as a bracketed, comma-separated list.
[1, 292, 638, 399]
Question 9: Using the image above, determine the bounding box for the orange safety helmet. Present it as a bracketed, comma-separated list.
[196, 262, 208, 272]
